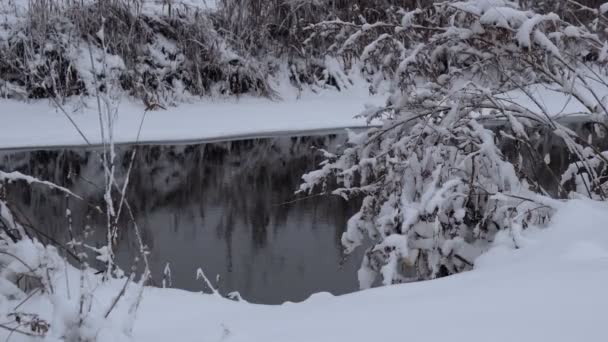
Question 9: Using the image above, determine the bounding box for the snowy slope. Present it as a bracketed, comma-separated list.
[1, 81, 604, 150]
[496, 82, 608, 119]
[132, 199, 608, 342]
[0, 86, 385, 149]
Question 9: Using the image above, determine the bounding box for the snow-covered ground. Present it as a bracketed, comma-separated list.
[11, 198, 603, 342]
[1, 81, 605, 150]
[128, 199, 606, 342]
[0, 86, 385, 149]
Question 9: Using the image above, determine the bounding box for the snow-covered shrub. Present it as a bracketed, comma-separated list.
[301, 5, 408, 92]
[214, 0, 425, 92]
[0, 0, 276, 103]
[521, 0, 607, 36]
[0, 45, 147, 338]
[299, 0, 608, 288]
[5, 0, 607, 103]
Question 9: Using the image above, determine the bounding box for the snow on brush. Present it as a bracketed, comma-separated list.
[4, 199, 599, 342]
[131, 199, 608, 342]
[0, 85, 385, 149]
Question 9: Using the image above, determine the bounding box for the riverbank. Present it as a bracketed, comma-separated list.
[3, 80, 607, 150]
[0, 85, 385, 150]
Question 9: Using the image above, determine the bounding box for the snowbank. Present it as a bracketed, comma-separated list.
[130, 199, 608, 342]
[0, 86, 385, 149]
[496, 82, 608, 119]
[1, 61, 604, 151]
[1, 80, 604, 150]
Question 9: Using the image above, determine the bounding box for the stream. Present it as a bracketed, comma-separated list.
[0, 134, 364, 304]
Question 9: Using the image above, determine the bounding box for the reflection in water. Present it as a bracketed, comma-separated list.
[0, 135, 364, 304]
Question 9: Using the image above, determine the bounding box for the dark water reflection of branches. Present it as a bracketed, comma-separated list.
[0, 135, 364, 304]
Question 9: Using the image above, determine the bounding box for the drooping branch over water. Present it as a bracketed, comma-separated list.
[299, 0, 608, 287]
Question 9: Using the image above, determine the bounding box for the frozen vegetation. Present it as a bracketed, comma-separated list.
[0, 0, 608, 341]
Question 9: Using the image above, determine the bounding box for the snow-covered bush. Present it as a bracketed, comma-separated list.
[0, 0, 276, 103]
[215, 0, 419, 92]
[0, 0, 438, 102]
[3, 0, 608, 103]
[299, 0, 608, 288]
[0, 170, 147, 341]
[0, 37, 148, 338]
[521, 0, 608, 35]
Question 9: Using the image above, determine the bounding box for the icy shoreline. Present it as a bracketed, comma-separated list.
[0, 87, 385, 149]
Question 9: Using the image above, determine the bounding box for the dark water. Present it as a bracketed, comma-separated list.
[0, 135, 364, 304]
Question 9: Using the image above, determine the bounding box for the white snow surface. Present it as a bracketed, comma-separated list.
[1, 79, 606, 149]
[0, 86, 385, 149]
[133, 199, 608, 341]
